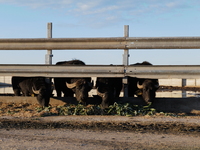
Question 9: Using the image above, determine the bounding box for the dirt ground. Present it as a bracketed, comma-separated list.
[0, 86, 200, 149]
[0, 102, 200, 149]
[1, 126, 200, 150]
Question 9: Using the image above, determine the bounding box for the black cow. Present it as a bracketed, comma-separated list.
[95, 77, 122, 108]
[12, 77, 52, 107]
[128, 61, 159, 104]
[54, 60, 93, 104]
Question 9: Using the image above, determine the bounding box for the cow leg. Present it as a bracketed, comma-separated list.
[63, 87, 74, 97]
[13, 89, 21, 96]
[20, 88, 30, 96]
[56, 89, 62, 97]
[22, 91, 30, 96]
[115, 88, 122, 97]
[63, 90, 74, 97]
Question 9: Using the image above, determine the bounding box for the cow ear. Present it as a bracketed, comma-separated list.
[135, 90, 142, 96]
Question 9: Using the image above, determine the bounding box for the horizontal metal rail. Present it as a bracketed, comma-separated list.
[0, 65, 124, 77]
[1, 65, 200, 79]
[1, 37, 200, 50]
[126, 65, 200, 79]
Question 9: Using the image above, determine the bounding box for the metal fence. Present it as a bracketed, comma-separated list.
[0, 64, 200, 79]
[0, 23, 200, 79]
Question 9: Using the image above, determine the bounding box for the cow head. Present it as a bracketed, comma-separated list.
[137, 79, 159, 104]
[97, 87, 114, 109]
[66, 79, 93, 104]
[32, 86, 51, 107]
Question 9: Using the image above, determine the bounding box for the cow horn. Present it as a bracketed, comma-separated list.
[97, 87, 105, 97]
[137, 81, 143, 89]
[66, 82, 77, 89]
[32, 87, 40, 94]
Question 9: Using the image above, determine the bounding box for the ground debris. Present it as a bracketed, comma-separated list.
[0, 102, 200, 135]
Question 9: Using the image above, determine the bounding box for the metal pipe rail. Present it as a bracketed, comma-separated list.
[1, 37, 200, 50]
[1, 65, 200, 79]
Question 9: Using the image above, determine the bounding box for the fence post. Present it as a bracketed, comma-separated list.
[45, 22, 53, 64]
[45, 23, 53, 87]
[182, 79, 186, 87]
[123, 25, 129, 97]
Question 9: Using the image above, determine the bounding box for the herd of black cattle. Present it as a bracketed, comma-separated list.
[11, 60, 159, 109]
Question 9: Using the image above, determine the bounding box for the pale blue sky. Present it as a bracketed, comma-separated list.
[1, 0, 200, 65]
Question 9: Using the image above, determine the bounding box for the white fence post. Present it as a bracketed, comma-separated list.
[123, 25, 129, 97]
[45, 22, 53, 65]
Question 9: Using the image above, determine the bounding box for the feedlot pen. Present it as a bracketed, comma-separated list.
[1, 23, 200, 114]
[1, 76, 200, 114]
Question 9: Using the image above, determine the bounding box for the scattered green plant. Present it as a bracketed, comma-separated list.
[105, 102, 156, 116]
[36, 102, 156, 116]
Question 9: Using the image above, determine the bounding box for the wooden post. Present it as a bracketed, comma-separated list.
[45, 22, 53, 64]
[123, 25, 129, 97]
